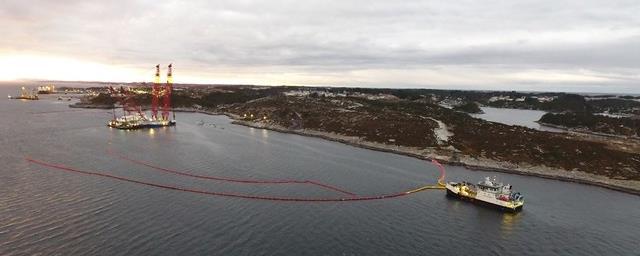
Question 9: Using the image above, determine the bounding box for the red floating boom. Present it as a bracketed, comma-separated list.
[106, 149, 356, 196]
[431, 159, 446, 186]
[25, 157, 446, 202]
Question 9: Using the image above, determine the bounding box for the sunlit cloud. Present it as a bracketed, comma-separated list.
[0, 0, 639, 93]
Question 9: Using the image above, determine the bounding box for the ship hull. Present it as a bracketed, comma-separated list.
[446, 187, 523, 212]
[9, 96, 39, 100]
[107, 120, 176, 130]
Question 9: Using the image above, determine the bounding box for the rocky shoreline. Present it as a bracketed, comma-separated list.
[79, 105, 640, 195]
[227, 118, 640, 196]
[537, 121, 640, 141]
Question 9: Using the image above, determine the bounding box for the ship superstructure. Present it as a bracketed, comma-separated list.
[445, 177, 524, 212]
[107, 64, 176, 129]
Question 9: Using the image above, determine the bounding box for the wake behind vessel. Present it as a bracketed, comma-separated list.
[446, 177, 524, 212]
[108, 64, 176, 130]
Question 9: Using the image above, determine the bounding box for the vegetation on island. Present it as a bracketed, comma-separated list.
[91, 93, 118, 105]
[452, 102, 483, 114]
[75, 85, 640, 182]
[540, 113, 640, 137]
[222, 94, 640, 181]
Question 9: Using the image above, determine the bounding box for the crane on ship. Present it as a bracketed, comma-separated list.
[151, 63, 174, 121]
[107, 64, 176, 129]
[107, 85, 144, 121]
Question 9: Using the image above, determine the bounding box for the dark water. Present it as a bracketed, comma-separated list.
[0, 86, 639, 255]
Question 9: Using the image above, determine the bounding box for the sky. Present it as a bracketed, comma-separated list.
[0, 0, 639, 93]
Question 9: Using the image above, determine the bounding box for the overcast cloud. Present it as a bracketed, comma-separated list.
[1, 0, 639, 93]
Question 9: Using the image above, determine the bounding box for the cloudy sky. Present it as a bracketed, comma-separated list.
[1, 0, 639, 93]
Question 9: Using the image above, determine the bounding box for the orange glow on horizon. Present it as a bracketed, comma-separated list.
[0, 54, 149, 82]
[0, 53, 290, 85]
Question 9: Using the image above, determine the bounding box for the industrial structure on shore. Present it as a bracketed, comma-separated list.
[107, 64, 176, 129]
[37, 85, 56, 94]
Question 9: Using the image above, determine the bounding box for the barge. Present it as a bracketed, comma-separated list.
[107, 64, 176, 130]
[107, 114, 176, 129]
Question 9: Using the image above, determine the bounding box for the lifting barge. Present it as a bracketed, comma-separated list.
[107, 64, 176, 130]
[446, 177, 524, 212]
[108, 114, 176, 129]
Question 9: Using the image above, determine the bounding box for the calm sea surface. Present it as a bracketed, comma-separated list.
[0, 86, 639, 255]
[473, 107, 565, 132]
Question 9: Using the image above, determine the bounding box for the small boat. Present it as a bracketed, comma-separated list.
[446, 177, 524, 212]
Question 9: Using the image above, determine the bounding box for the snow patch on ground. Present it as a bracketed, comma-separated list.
[424, 117, 452, 144]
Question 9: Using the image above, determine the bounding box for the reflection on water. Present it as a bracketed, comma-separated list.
[500, 212, 522, 237]
[473, 107, 564, 132]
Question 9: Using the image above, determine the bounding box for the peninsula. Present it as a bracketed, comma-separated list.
[65, 84, 640, 194]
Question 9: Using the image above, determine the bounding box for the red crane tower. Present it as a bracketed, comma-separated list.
[151, 64, 161, 120]
[108, 86, 143, 121]
[162, 63, 173, 120]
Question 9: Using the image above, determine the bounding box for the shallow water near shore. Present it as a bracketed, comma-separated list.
[1, 86, 639, 255]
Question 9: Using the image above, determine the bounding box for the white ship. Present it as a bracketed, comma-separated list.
[445, 177, 524, 212]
